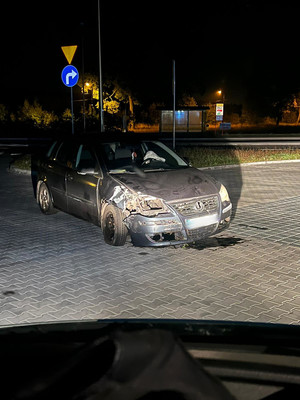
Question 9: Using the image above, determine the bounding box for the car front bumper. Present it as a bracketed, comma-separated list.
[125, 202, 232, 247]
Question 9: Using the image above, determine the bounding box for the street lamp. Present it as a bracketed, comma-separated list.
[98, 0, 104, 132]
[217, 90, 224, 102]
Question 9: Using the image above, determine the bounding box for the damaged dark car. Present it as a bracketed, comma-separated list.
[35, 135, 232, 247]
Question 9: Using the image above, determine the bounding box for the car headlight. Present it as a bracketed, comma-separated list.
[219, 184, 230, 202]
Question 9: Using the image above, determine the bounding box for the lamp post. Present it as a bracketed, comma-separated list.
[98, 0, 104, 132]
[172, 60, 176, 150]
[80, 22, 86, 133]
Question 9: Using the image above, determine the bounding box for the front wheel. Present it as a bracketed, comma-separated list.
[38, 182, 57, 215]
[102, 205, 128, 246]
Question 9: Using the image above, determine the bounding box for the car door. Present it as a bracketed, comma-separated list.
[66, 145, 103, 222]
[47, 140, 78, 211]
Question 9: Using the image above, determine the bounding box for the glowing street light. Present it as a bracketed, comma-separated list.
[217, 90, 224, 102]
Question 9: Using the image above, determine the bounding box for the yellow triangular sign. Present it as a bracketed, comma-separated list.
[61, 45, 78, 64]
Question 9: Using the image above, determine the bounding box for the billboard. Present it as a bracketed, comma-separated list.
[216, 103, 224, 122]
[216, 103, 224, 116]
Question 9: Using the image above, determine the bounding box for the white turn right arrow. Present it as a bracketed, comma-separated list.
[66, 69, 77, 85]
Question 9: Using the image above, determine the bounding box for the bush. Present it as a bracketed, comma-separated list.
[18, 99, 58, 128]
[0, 104, 8, 122]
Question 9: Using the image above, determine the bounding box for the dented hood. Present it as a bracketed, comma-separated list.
[111, 168, 219, 202]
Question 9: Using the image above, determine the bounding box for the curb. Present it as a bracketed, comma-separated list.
[7, 166, 32, 176]
[198, 159, 300, 171]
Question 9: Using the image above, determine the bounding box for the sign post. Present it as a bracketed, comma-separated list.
[172, 60, 176, 150]
[61, 65, 79, 134]
[61, 46, 78, 135]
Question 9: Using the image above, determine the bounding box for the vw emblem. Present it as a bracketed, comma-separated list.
[195, 201, 204, 212]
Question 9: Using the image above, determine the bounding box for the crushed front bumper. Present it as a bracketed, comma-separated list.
[125, 201, 232, 247]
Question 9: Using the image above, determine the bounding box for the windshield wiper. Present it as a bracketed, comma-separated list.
[143, 166, 188, 172]
[109, 169, 135, 174]
[144, 168, 167, 172]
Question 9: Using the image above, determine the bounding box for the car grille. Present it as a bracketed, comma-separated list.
[187, 223, 218, 241]
[169, 196, 219, 217]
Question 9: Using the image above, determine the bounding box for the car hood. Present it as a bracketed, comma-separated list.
[3, 320, 300, 400]
[111, 167, 219, 202]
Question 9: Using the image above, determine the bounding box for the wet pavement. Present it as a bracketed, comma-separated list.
[0, 154, 300, 326]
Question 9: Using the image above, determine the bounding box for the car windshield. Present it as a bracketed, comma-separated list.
[99, 141, 188, 173]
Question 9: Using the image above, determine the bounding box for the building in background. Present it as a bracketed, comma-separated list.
[158, 106, 210, 133]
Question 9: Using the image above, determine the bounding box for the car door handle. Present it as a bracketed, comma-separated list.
[66, 174, 74, 181]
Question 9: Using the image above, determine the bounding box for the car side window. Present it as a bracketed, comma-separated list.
[46, 141, 58, 158]
[75, 145, 102, 176]
[55, 141, 78, 168]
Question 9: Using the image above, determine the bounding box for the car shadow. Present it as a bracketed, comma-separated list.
[186, 236, 245, 250]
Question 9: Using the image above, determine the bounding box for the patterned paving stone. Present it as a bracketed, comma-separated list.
[0, 155, 300, 326]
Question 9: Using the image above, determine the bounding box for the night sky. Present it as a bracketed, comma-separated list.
[1, 0, 299, 112]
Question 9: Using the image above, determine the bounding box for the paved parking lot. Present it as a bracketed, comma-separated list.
[0, 154, 300, 326]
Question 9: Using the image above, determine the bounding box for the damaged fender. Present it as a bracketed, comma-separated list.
[106, 185, 170, 220]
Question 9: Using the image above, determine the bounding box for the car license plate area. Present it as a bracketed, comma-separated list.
[185, 213, 219, 230]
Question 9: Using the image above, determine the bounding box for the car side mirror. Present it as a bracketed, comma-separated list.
[183, 157, 192, 167]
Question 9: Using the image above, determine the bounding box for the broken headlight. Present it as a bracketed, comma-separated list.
[139, 197, 165, 211]
[126, 195, 169, 216]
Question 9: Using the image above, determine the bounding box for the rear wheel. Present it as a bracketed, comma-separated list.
[102, 205, 128, 246]
[38, 182, 56, 215]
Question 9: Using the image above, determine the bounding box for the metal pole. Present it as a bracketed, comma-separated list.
[172, 60, 176, 150]
[222, 91, 224, 136]
[71, 87, 74, 135]
[81, 24, 86, 133]
[98, 0, 104, 132]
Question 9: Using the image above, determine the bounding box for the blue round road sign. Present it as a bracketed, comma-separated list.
[61, 65, 79, 87]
